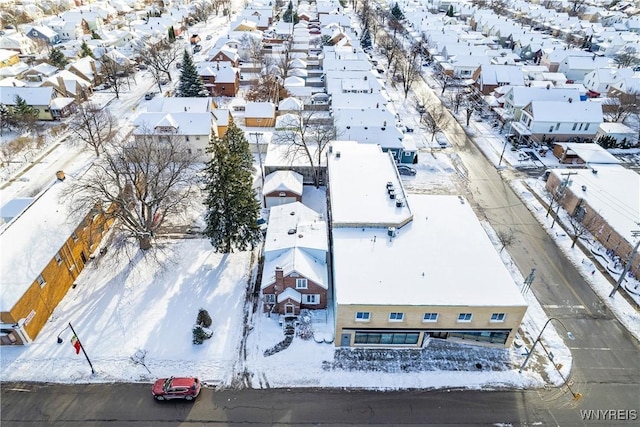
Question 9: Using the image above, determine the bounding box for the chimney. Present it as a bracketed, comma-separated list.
[274, 266, 284, 292]
[57, 76, 67, 97]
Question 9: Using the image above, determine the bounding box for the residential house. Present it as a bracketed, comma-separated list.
[500, 86, 582, 122]
[546, 166, 640, 281]
[260, 202, 328, 316]
[43, 70, 93, 103]
[195, 61, 240, 97]
[513, 99, 603, 144]
[263, 170, 304, 208]
[332, 107, 416, 163]
[595, 122, 637, 147]
[206, 45, 240, 67]
[540, 49, 592, 72]
[263, 141, 327, 185]
[557, 55, 612, 84]
[23, 63, 60, 84]
[476, 64, 526, 95]
[0, 86, 75, 120]
[26, 26, 61, 46]
[328, 141, 527, 348]
[67, 57, 101, 86]
[0, 49, 20, 68]
[134, 98, 218, 158]
[582, 67, 633, 98]
[45, 17, 84, 42]
[0, 32, 35, 55]
[245, 102, 276, 127]
[0, 177, 113, 345]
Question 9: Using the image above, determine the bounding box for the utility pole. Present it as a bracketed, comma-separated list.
[548, 172, 577, 228]
[609, 231, 640, 298]
[250, 132, 265, 188]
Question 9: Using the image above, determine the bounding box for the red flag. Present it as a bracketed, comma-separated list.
[70, 335, 81, 355]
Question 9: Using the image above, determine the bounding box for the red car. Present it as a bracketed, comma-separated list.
[152, 377, 201, 401]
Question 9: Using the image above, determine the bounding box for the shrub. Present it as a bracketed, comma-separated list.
[196, 308, 212, 328]
[192, 325, 213, 345]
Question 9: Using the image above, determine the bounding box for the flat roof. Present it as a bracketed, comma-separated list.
[333, 194, 528, 307]
[327, 141, 412, 228]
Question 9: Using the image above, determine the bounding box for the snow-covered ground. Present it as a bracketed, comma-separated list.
[2, 3, 639, 393]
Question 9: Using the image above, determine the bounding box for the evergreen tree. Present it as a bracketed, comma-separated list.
[176, 49, 209, 97]
[11, 95, 38, 132]
[202, 122, 262, 253]
[168, 26, 175, 42]
[360, 28, 372, 49]
[79, 40, 94, 58]
[446, 5, 454, 17]
[48, 47, 68, 69]
[283, 0, 294, 23]
[391, 3, 404, 20]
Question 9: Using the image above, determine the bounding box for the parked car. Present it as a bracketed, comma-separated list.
[152, 377, 201, 401]
[206, 34, 212, 40]
[160, 78, 169, 85]
[176, 62, 182, 69]
[397, 165, 417, 176]
[403, 125, 414, 133]
[144, 92, 155, 100]
[193, 44, 202, 53]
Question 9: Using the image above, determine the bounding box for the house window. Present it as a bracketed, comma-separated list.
[423, 312, 438, 322]
[355, 312, 370, 321]
[264, 294, 275, 304]
[279, 192, 287, 197]
[304, 294, 320, 304]
[572, 123, 577, 130]
[196, 136, 200, 140]
[458, 313, 473, 322]
[555, 123, 560, 130]
[37, 275, 46, 287]
[491, 313, 506, 322]
[389, 312, 404, 322]
[549, 126, 554, 132]
[354, 331, 419, 345]
[185, 136, 190, 141]
[295, 278, 308, 289]
[55, 253, 63, 265]
[585, 123, 589, 130]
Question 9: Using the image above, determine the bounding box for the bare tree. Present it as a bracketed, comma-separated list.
[395, 48, 422, 98]
[422, 109, 446, 142]
[602, 90, 640, 123]
[567, 0, 587, 16]
[99, 55, 126, 99]
[137, 39, 181, 92]
[496, 228, 516, 253]
[240, 33, 263, 63]
[379, 33, 401, 68]
[68, 102, 119, 157]
[613, 47, 640, 69]
[245, 72, 290, 103]
[568, 208, 602, 248]
[272, 110, 337, 187]
[65, 133, 201, 250]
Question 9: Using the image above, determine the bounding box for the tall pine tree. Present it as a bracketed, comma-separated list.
[48, 47, 68, 69]
[203, 123, 262, 253]
[176, 49, 209, 97]
[79, 40, 94, 58]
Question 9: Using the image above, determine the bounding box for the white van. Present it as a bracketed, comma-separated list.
[311, 93, 329, 105]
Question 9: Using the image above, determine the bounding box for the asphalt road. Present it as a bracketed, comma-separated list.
[1, 382, 639, 426]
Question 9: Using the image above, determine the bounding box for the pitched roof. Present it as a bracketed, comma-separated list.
[528, 100, 603, 122]
[0, 86, 53, 105]
[263, 170, 303, 195]
[277, 287, 301, 303]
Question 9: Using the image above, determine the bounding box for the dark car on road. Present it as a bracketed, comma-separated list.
[152, 377, 201, 401]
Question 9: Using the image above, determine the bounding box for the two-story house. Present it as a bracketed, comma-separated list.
[195, 61, 240, 97]
[260, 202, 328, 316]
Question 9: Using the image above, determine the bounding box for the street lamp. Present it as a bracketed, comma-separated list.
[519, 317, 574, 374]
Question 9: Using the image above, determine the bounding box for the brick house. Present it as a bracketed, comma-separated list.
[260, 202, 328, 317]
[263, 170, 303, 208]
[195, 61, 240, 97]
[0, 176, 113, 345]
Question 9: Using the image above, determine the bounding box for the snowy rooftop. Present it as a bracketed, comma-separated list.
[263, 202, 327, 256]
[0, 178, 80, 311]
[327, 141, 412, 228]
[555, 143, 620, 164]
[146, 97, 213, 113]
[263, 170, 303, 196]
[132, 113, 213, 136]
[549, 166, 640, 243]
[333, 194, 528, 307]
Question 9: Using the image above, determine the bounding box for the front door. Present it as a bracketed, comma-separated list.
[284, 303, 294, 315]
[340, 333, 351, 347]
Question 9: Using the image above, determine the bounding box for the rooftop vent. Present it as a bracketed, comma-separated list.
[336, 151, 341, 158]
[287, 228, 296, 235]
[388, 226, 396, 237]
